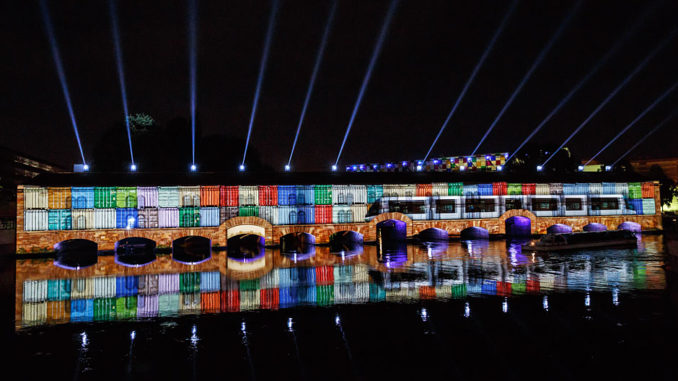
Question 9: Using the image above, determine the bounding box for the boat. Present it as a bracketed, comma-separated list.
[522, 230, 638, 252]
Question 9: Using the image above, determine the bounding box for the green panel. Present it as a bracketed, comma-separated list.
[448, 182, 463, 196]
[451, 284, 467, 299]
[511, 282, 526, 295]
[239, 279, 260, 291]
[369, 283, 385, 302]
[94, 187, 117, 209]
[116, 187, 138, 208]
[179, 207, 200, 227]
[238, 206, 259, 217]
[158, 294, 179, 316]
[93, 298, 116, 321]
[180, 272, 201, 293]
[628, 182, 642, 199]
[316, 285, 334, 306]
[507, 183, 522, 195]
[47, 279, 71, 300]
[314, 185, 332, 205]
[116, 296, 137, 319]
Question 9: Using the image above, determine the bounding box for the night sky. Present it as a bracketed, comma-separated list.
[2, 0, 677, 172]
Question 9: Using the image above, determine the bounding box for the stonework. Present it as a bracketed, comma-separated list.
[15, 185, 664, 253]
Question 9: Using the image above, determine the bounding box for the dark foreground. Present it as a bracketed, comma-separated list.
[7, 236, 678, 380]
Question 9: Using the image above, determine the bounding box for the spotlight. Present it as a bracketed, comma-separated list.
[496, 165, 503, 171]
[239, 164, 245, 171]
[190, 164, 197, 172]
[536, 165, 543, 171]
[130, 164, 137, 171]
[459, 166, 466, 171]
[284, 164, 291, 171]
[416, 165, 422, 171]
[605, 165, 612, 171]
[83, 164, 89, 171]
[331, 164, 337, 171]
[578, 165, 584, 171]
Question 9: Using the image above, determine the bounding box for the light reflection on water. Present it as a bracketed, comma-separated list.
[15, 235, 666, 329]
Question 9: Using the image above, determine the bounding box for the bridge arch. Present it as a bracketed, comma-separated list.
[367, 212, 413, 241]
[499, 209, 536, 235]
[54, 239, 98, 269]
[417, 227, 449, 242]
[222, 216, 273, 244]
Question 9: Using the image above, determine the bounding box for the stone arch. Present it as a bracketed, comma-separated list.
[221, 216, 273, 244]
[499, 209, 536, 235]
[280, 232, 316, 254]
[53, 239, 98, 269]
[417, 227, 449, 241]
[115, 237, 156, 266]
[366, 212, 413, 241]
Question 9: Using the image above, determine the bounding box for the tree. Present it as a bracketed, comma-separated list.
[505, 144, 580, 174]
[647, 165, 678, 208]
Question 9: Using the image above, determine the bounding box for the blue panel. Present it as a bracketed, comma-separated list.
[279, 287, 298, 308]
[477, 184, 493, 196]
[116, 276, 138, 297]
[116, 208, 139, 229]
[71, 187, 95, 209]
[70, 299, 94, 322]
[278, 186, 296, 205]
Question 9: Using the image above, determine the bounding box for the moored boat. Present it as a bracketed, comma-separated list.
[522, 230, 638, 252]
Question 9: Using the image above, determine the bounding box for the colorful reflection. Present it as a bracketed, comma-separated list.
[16, 236, 666, 329]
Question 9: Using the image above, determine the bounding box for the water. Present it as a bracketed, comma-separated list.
[9, 235, 678, 380]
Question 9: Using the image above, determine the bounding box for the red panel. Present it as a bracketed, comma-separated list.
[522, 183, 536, 195]
[219, 186, 239, 207]
[641, 182, 654, 199]
[258, 185, 279, 206]
[201, 292, 221, 313]
[496, 281, 511, 296]
[526, 279, 540, 293]
[492, 182, 507, 196]
[416, 184, 433, 197]
[260, 288, 279, 310]
[315, 266, 334, 285]
[315, 205, 332, 224]
[418, 286, 436, 299]
[221, 290, 240, 312]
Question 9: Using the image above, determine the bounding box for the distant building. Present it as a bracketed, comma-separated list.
[0, 147, 65, 249]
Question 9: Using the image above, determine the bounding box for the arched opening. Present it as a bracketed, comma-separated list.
[618, 221, 641, 233]
[227, 234, 265, 262]
[75, 215, 87, 230]
[280, 232, 315, 255]
[417, 227, 449, 242]
[546, 223, 572, 234]
[505, 216, 532, 238]
[460, 226, 489, 240]
[138, 195, 146, 208]
[172, 236, 211, 264]
[330, 231, 364, 256]
[376, 219, 407, 243]
[54, 239, 98, 269]
[584, 223, 607, 232]
[115, 237, 156, 266]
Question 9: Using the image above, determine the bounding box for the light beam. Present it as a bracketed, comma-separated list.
[188, 0, 198, 167]
[242, 0, 279, 167]
[612, 110, 677, 167]
[109, 0, 135, 167]
[541, 28, 676, 167]
[471, 0, 582, 155]
[287, 1, 337, 169]
[39, 0, 87, 166]
[423, 0, 518, 161]
[585, 79, 678, 165]
[507, 2, 658, 162]
[333, 0, 399, 167]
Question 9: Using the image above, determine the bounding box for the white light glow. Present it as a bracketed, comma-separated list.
[190, 164, 197, 171]
[130, 164, 137, 171]
[284, 164, 290, 171]
[239, 164, 245, 171]
[536, 165, 543, 171]
[83, 164, 89, 171]
[331, 165, 338, 171]
[464, 302, 471, 318]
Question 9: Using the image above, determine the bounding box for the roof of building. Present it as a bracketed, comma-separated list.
[24, 170, 657, 187]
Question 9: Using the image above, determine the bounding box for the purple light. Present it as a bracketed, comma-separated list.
[543, 29, 676, 166]
[109, 0, 135, 167]
[287, 1, 337, 167]
[242, 0, 279, 167]
[423, 0, 518, 161]
[334, 0, 399, 166]
[39, 0, 87, 166]
[386, 163, 392, 168]
[585, 79, 678, 166]
[472, 0, 582, 155]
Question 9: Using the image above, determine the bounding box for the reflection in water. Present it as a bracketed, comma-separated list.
[15, 236, 667, 329]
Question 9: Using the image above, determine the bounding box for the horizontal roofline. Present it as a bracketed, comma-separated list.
[23, 171, 657, 187]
